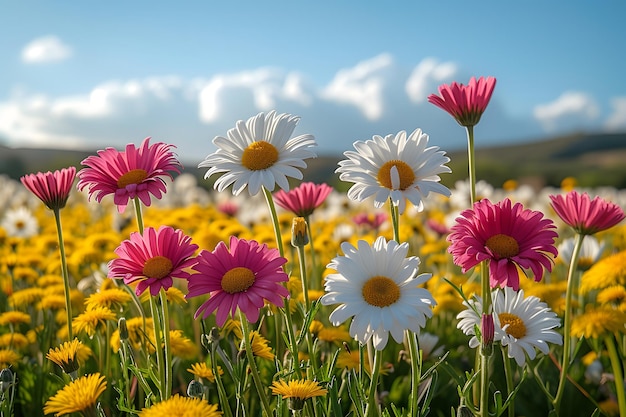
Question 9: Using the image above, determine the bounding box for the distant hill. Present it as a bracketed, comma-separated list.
[1, 131, 625, 189]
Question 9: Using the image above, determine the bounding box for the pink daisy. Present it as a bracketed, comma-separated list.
[77, 137, 182, 212]
[21, 166, 76, 211]
[187, 236, 289, 326]
[108, 226, 198, 296]
[273, 182, 333, 217]
[428, 76, 496, 127]
[550, 190, 625, 235]
[447, 198, 558, 290]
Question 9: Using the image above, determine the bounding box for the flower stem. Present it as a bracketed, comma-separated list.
[465, 126, 476, 206]
[263, 187, 285, 257]
[553, 232, 584, 411]
[240, 313, 273, 417]
[365, 347, 383, 417]
[604, 334, 626, 417]
[159, 289, 172, 400]
[407, 330, 422, 417]
[133, 197, 145, 233]
[479, 262, 491, 417]
[304, 215, 318, 290]
[149, 295, 165, 400]
[389, 199, 400, 243]
[53, 208, 73, 341]
[501, 345, 515, 417]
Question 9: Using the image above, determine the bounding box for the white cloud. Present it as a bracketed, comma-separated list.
[605, 97, 626, 131]
[21, 36, 73, 64]
[533, 92, 600, 132]
[405, 58, 458, 103]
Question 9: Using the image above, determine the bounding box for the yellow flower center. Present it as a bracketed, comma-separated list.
[377, 160, 415, 190]
[485, 234, 520, 259]
[221, 267, 256, 294]
[241, 141, 279, 171]
[15, 221, 25, 229]
[362, 276, 401, 307]
[142, 256, 173, 279]
[117, 169, 148, 188]
[499, 312, 526, 339]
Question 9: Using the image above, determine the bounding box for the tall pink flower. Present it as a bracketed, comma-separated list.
[550, 190, 625, 235]
[187, 236, 289, 326]
[273, 182, 333, 217]
[108, 226, 198, 296]
[428, 76, 496, 127]
[21, 167, 76, 211]
[447, 198, 558, 290]
[77, 137, 182, 212]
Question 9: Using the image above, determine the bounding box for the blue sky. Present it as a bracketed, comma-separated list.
[1, 1, 625, 161]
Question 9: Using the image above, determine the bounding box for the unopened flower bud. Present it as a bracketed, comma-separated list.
[456, 404, 474, 417]
[0, 368, 14, 392]
[291, 217, 309, 248]
[481, 313, 494, 356]
[118, 317, 129, 341]
[187, 380, 205, 398]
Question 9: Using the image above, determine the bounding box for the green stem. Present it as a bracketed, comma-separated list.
[304, 215, 318, 290]
[263, 187, 285, 257]
[479, 262, 491, 417]
[465, 125, 476, 206]
[240, 313, 273, 417]
[53, 208, 73, 341]
[149, 296, 165, 400]
[407, 330, 422, 417]
[553, 233, 584, 411]
[159, 289, 172, 399]
[502, 345, 515, 417]
[210, 346, 234, 417]
[389, 199, 400, 243]
[133, 197, 145, 232]
[297, 245, 311, 312]
[365, 347, 383, 417]
[605, 334, 626, 417]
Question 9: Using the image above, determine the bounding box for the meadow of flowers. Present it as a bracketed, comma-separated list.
[0, 77, 625, 417]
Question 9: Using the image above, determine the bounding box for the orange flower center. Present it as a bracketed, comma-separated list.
[485, 234, 520, 259]
[498, 312, 526, 339]
[142, 256, 173, 279]
[241, 141, 279, 171]
[221, 267, 255, 294]
[377, 160, 415, 190]
[15, 221, 25, 230]
[362, 276, 401, 307]
[117, 169, 149, 188]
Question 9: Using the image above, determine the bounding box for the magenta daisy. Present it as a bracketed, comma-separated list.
[21, 166, 76, 211]
[550, 190, 625, 235]
[77, 137, 182, 212]
[447, 198, 558, 290]
[187, 236, 289, 326]
[273, 182, 333, 217]
[108, 226, 198, 296]
[428, 76, 496, 127]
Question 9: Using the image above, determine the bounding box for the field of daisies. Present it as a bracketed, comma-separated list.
[1, 77, 625, 417]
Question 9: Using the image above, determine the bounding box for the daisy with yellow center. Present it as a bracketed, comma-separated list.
[199, 110, 317, 196]
[139, 394, 222, 417]
[321, 236, 436, 350]
[336, 128, 451, 215]
[187, 362, 224, 383]
[271, 379, 328, 410]
[457, 287, 562, 366]
[43, 373, 107, 417]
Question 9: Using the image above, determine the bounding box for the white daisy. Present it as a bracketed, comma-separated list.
[1, 207, 39, 238]
[320, 236, 436, 350]
[457, 287, 563, 366]
[198, 111, 317, 196]
[336, 128, 451, 214]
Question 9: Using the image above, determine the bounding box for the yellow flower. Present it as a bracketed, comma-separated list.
[571, 307, 626, 339]
[0, 333, 30, 350]
[187, 362, 223, 383]
[85, 288, 132, 311]
[247, 330, 274, 361]
[9, 287, 46, 308]
[597, 285, 626, 310]
[271, 379, 328, 411]
[39, 294, 67, 310]
[0, 311, 31, 326]
[72, 306, 116, 337]
[309, 320, 350, 344]
[0, 348, 21, 368]
[110, 317, 154, 352]
[43, 373, 107, 416]
[168, 330, 197, 359]
[139, 394, 222, 417]
[46, 339, 90, 375]
[581, 250, 626, 293]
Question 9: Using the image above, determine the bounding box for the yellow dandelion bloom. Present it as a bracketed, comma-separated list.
[187, 362, 223, 383]
[271, 379, 328, 399]
[598, 399, 620, 417]
[0, 333, 30, 350]
[46, 339, 85, 375]
[571, 307, 626, 339]
[0, 348, 21, 368]
[37, 274, 64, 287]
[72, 306, 116, 337]
[39, 294, 67, 310]
[582, 351, 598, 367]
[85, 288, 132, 311]
[581, 250, 626, 293]
[222, 319, 243, 339]
[43, 373, 107, 417]
[168, 330, 197, 359]
[12, 266, 40, 284]
[239, 330, 274, 361]
[597, 285, 626, 309]
[9, 287, 46, 308]
[139, 394, 222, 417]
[0, 311, 31, 326]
